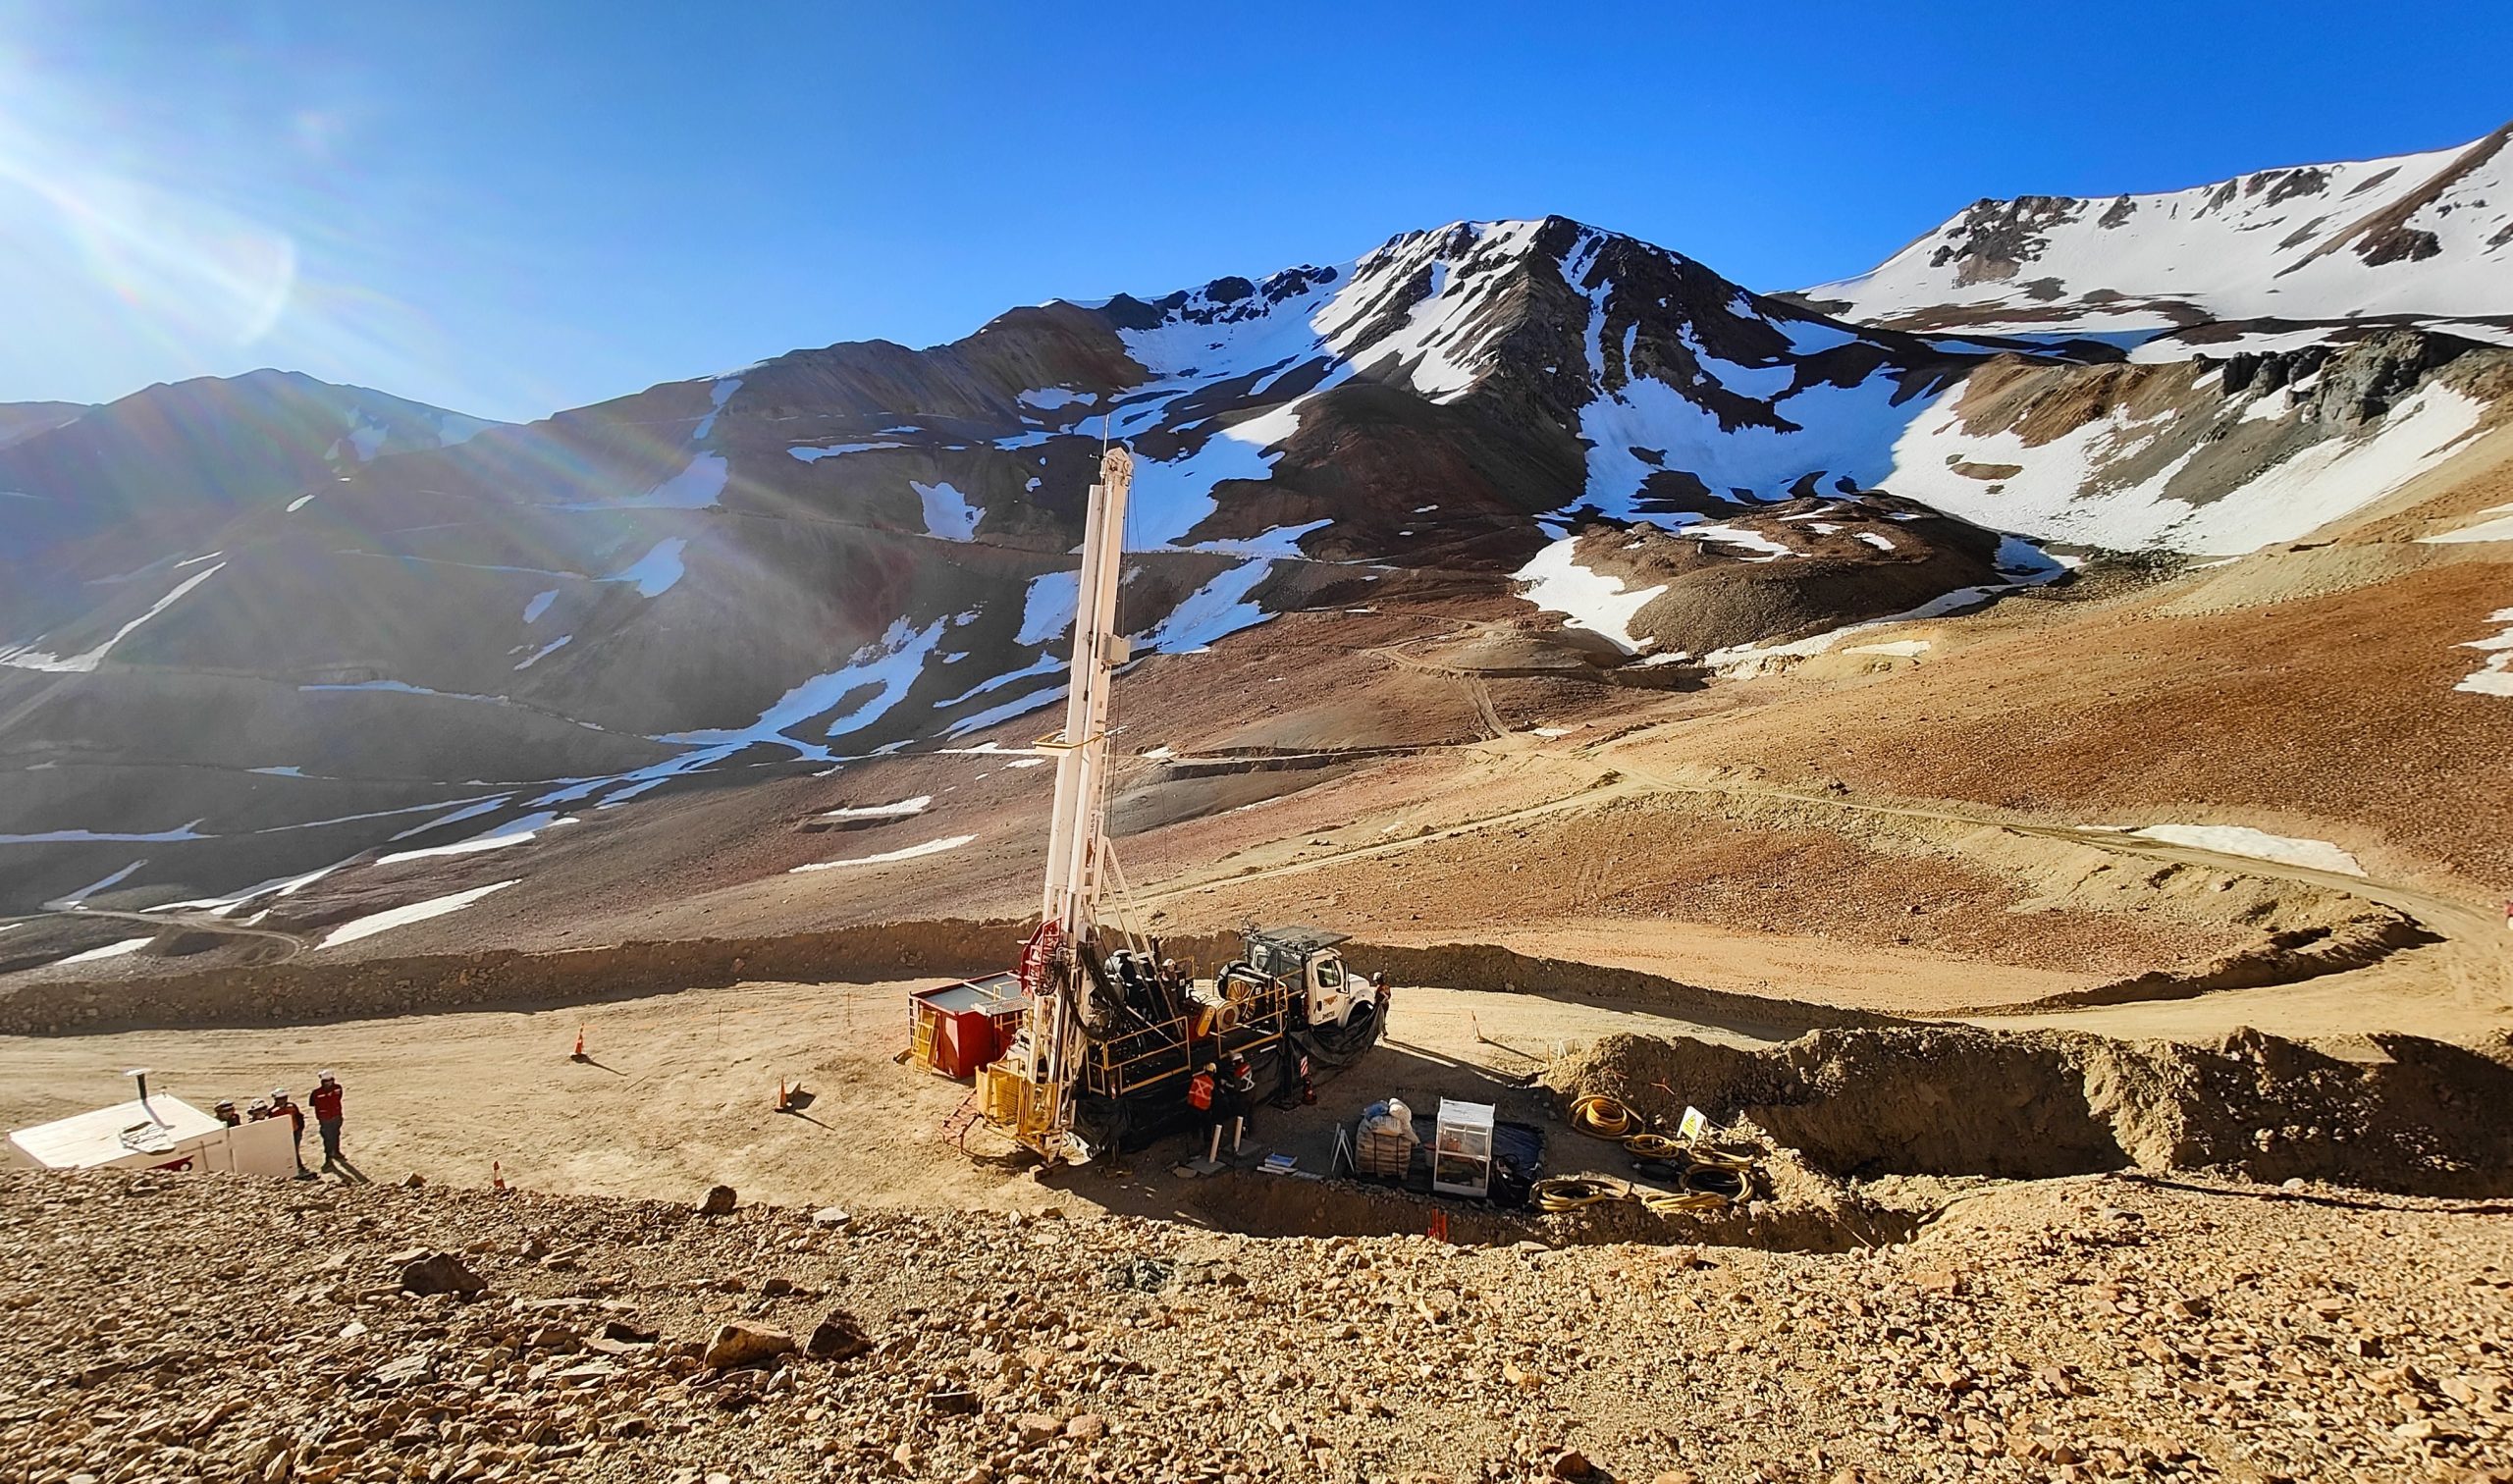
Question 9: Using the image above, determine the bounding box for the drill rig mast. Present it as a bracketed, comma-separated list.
[984, 446, 1134, 1163]
[975, 445, 1383, 1165]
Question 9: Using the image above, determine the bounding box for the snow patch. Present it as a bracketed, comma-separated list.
[1016, 571, 1080, 647]
[318, 880, 520, 949]
[2119, 824, 2366, 877]
[788, 442, 903, 462]
[44, 858, 148, 909]
[1, 561, 226, 673]
[913, 480, 982, 541]
[2454, 605, 2513, 698]
[790, 834, 977, 872]
[608, 539, 687, 598]
[2420, 503, 2513, 546]
[815, 795, 931, 821]
[693, 376, 740, 441]
[1688, 523, 1797, 561]
[513, 635, 572, 670]
[640, 452, 728, 509]
[1513, 537, 1664, 654]
[663, 615, 947, 757]
[1133, 558, 1279, 655]
[0, 821, 208, 844]
[151, 862, 347, 916]
[374, 812, 575, 866]
[1885, 375, 2488, 555]
[55, 936, 153, 966]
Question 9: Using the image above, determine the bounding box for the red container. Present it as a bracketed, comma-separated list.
[908, 972, 1026, 1080]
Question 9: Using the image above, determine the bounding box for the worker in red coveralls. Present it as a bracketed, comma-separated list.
[1188, 1062, 1222, 1161]
[310, 1070, 347, 1170]
[268, 1088, 310, 1178]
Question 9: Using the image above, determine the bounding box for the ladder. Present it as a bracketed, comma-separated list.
[940, 1089, 984, 1149]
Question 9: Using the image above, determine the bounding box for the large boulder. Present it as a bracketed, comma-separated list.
[397, 1251, 486, 1297]
[703, 1321, 795, 1369]
[806, 1310, 872, 1360]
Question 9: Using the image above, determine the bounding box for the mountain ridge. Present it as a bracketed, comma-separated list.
[1, 174, 2508, 921]
[1793, 120, 2513, 344]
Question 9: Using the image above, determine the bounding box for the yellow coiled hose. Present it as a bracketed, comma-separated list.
[1620, 1132, 1686, 1161]
[1569, 1094, 1636, 1139]
[1532, 1176, 1631, 1212]
[1636, 1185, 1730, 1214]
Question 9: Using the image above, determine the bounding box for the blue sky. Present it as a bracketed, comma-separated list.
[2, 1, 2506, 423]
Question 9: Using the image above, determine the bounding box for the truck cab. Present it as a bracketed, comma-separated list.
[1239, 925, 1366, 1029]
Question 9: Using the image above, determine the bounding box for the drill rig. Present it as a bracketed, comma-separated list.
[976, 446, 1383, 1164]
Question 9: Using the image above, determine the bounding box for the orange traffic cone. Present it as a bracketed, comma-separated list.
[570, 1027, 587, 1061]
[491, 1159, 506, 1192]
[775, 1079, 788, 1112]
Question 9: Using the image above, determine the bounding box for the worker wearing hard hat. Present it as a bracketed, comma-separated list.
[310, 1071, 347, 1170]
[268, 1088, 310, 1178]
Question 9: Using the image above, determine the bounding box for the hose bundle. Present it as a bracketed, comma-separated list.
[1569, 1094, 1636, 1139]
[1635, 1184, 1731, 1215]
[1532, 1176, 1633, 1212]
[1535, 1174, 1736, 1216]
[1554, 1089, 1757, 1216]
[1619, 1132, 1686, 1161]
[1681, 1165, 1747, 1200]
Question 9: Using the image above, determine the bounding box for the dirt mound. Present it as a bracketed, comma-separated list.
[1966, 908, 2436, 1014]
[1550, 1025, 2513, 1196]
[1549, 496, 2022, 658]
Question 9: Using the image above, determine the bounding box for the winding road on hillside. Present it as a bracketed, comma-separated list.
[1129, 678, 2511, 1039]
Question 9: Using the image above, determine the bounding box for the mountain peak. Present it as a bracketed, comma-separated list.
[1800, 122, 2513, 339]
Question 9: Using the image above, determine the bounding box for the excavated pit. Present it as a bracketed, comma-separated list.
[1550, 1025, 2513, 1197]
[1139, 1156, 1922, 1255]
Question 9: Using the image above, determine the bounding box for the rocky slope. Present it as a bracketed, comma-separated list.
[0, 400, 85, 451]
[0, 369, 502, 658]
[3, 1165, 2509, 1482]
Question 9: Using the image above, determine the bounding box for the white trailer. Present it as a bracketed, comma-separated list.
[9, 1080, 297, 1178]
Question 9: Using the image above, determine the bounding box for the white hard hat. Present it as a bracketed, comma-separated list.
[271, 1086, 287, 1098]
[318, 1069, 336, 1082]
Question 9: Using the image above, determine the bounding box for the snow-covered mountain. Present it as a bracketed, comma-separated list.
[3, 192, 2509, 917]
[1794, 122, 2513, 349]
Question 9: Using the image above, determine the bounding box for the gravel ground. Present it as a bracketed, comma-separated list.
[5, 1167, 2509, 1484]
